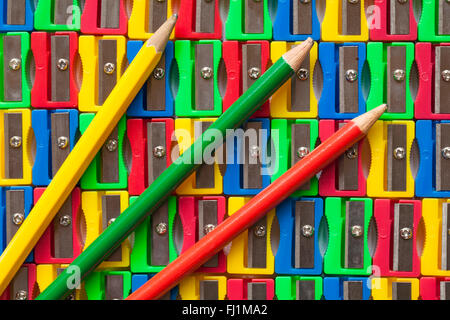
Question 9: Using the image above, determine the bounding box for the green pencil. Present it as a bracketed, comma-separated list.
[37, 38, 314, 300]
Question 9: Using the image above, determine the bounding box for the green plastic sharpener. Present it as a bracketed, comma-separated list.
[323, 197, 373, 276]
[0, 32, 31, 109]
[35, 0, 81, 31]
[270, 119, 319, 197]
[130, 196, 178, 273]
[418, 0, 450, 42]
[79, 113, 127, 190]
[175, 40, 222, 117]
[275, 276, 323, 300]
[84, 270, 132, 300]
[225, 0, 272, 40]
[366, 42, 414, 120]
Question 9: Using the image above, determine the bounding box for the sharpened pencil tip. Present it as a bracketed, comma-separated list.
[146, 15, 177, 52]
[282, 38, 315, 72]
[352, 104, 387, 134]
[375, 103, 388, 114]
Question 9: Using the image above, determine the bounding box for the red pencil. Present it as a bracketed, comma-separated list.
[127, 104, 387, 300]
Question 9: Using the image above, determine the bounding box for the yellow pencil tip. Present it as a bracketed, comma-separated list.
[146, 14, 178, 51]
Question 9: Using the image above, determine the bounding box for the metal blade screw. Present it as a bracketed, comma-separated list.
[12, 213, 24, 225]
[108, 218, 116, 226]
[104, 62, 116, 75]
[248, 67, 261, 80]
[297, 68, 309, 81]
[9, 136, 22, 148]
[393, 147, 406, 160]
[400, 227, 412, 240]
[60, 215, 71, 227]
[397, 0, 407, 3]
[153, 67, 165, 80]
[442, 70, 450, 82]
[345, 69, 358, 82]
[57, 58, 69, 71]
[57, 136, 69, 149]
[442, 147, 450, 160]
[393, 69, 406, 82]
[201, 67, 213, 79]
[348, 0, 359, 3]
[250, 145, 260, 158]
[204, 0, 213, 2]
[302, 224, 314, 237]
[156, 222, 168, 235]
[15, 290, 27, 300]
[156, 0, 165, 2]
[106, 139, 118, 152]
[203, 224, 216, 235]
[345, 146, 358, 159]
[9, 58, 21, 71]
[66, 294, 75, 300]
[351, 225, 363, 237]
[153, 146, 166, 158]
[297, 146, 309, 159]
[254, 225, 266, 237]
[300, 0, 311, 3]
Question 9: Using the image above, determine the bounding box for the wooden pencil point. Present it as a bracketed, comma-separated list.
[353, 104, 387, 134]
[282, 37, 314, 71]
[146, 14, 178, 53]
[0, 16, 178, 298]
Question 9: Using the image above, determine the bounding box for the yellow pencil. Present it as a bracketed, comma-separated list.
[0, 15, 178, 295]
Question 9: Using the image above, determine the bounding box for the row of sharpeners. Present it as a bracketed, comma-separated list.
[3, 195, 450, 279]
[1, 0, 449, 42]
[141, 275, 448, 300]
[4, 108, 450, 200]
[0, 33, 449, 121]
[0, 187, 131, 267]
[2, 265, 449, 300]
[128, 40, 449, 121]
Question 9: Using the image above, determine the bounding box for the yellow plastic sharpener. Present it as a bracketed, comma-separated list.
[226, 197, 275, 275]
[270, 41, 318, 119]
[0, 109, 32, 186]
[82, 190, 130, 269]
[175, 118, 223, 195]
[421, 198, 450, 276]
[371, 277, 419, 300]
[78, 36, 127, 112]
[321, 0, 369, 42]
[179, 275, 227, 300]
[366, 120, 415, 198]
[128, 0, 174, 40]
[36, 264, 85, 299]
